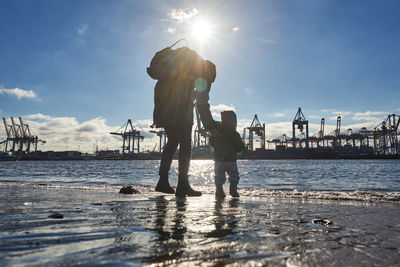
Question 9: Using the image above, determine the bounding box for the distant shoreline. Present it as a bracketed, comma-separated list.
[2, 155, 399, 161]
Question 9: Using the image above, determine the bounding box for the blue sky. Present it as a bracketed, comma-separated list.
[1, 0, 400, 152]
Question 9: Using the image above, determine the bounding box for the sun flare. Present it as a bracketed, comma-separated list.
[190, 19, 213, 42]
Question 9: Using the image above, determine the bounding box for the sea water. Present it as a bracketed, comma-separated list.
[1, 160, 399, 200]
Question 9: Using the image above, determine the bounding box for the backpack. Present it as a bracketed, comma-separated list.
[148, 40, 216, 128]
[147, 39, 190, 80]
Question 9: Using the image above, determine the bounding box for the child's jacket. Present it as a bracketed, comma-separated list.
[210, 123, 246, 162]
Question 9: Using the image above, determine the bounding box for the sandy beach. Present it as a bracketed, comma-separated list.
[0, 183, 399, 266]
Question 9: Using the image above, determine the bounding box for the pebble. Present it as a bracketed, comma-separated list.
[119, 184, 140, 194]
[49, 213, 64, 219]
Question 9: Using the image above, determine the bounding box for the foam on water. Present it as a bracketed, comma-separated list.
[1, 181, 399, 203]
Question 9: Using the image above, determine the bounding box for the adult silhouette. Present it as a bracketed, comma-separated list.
[147, 40, 216, 196]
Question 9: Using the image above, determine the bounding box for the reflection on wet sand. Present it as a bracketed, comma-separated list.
[147, 196, 188, 264]
[206, 198, 239, 238]
[154, 196, 170, 241]
[147, 195, 244, 265]
[2, 185, 399, 266]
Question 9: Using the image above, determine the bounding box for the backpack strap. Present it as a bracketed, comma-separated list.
[170, 39, 188, 48]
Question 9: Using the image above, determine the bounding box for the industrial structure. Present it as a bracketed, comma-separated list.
[110, 119, 144, 155]
[151, 107, 399, 159]
[193, 123, 211, 152]
[192, 106, 212, 156]
[292, 108, 309, 148]
[150, 129, 166, 153]
[1, 109, 399, 160]
[1, 117, 45, 156]
[246, 108, 400, 159]
[243, 115, 266, 151]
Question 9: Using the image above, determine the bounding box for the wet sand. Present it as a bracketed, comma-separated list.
[0, 184, 399, 266]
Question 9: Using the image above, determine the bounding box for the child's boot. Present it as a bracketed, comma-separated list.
[229, 182, 239, 198]
[215, 184, 226, 198]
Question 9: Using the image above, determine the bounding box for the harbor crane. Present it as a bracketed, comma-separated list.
[193, 106, 211, 152]
[265, 108, 399, 156]
[268, 134, 291, 150]
[150, 129, 166, 153]
[372, 114, 400, 155]
[309, 118, 325, 148]
[1, 117, 45, 155]
[317, 118, 325, 147]
[245, 114, 266, 151]
[110, 119, 144, 155]
[292, 108, 309, 148]
[332, 116, 341, 149]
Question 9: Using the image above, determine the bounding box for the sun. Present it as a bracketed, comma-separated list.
[190, 19, 213, 42]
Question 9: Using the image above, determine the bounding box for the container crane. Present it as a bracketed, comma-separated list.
[1, 117, 45, 155]
[245, 114, 265, 151]
[110, 119, 144, 155]
[150, 129, 166, 153]
[292, 108, 309, 148]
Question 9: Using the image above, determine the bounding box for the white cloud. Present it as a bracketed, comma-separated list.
[237, 118, 252, 131]
[318, 110, 351, 121]
[232, 26, 240, 32]
[244, 88, 253, 94]
[211, 112, 221, 120]
[210, 104, 235, 112]
[169, 8, 198, 22]
[320, 109, 336, 113]
[352, 111, 388, 121]
[331, 111, 351, 116]
[320, 109, 355, 117]
[328, 116, 341, 121]
[308, 115, 321, 119]
[24, 113, 52, 121]
[265, 122, 293, 139]
[78, 24, 88, 36]
[167, 27, 176, 33]
[272, 113, 285, 117]
[0, 87, 37, 100]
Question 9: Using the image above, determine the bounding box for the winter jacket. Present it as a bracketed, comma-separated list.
[210, 123, 245, 162]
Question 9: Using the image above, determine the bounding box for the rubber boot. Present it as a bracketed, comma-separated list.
[175, 175, 202, 197]
[229, 182, 239, 198]
[215, 184, 226, 199]
[155, 173, 175, 194]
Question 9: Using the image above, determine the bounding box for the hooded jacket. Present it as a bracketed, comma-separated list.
[210, 123, 245, 162]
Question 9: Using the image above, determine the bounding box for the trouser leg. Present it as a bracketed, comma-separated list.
[175, 124, 201, 197]
[177, 124, 192, 177]
[227, 162, 240, 197]
[227, 162, 240, 184]
[156, 126, 178, 194]
[214, 161, 227, 185]
[159, 127, 179, 177]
